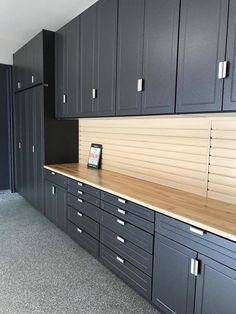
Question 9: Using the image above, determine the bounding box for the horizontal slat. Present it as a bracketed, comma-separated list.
[210, 156, 236, 168]
[208, 183, 236, 197]
[212, 120, 236, 130]
[211, 130, 236, 140]
[210, 139, 236, 150]
[208, 191, 236, 205]
[210, 148, 236, 159]
[208, 174, 236, 187]
[209, 165, 236, 178]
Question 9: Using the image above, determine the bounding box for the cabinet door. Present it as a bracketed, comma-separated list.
[55, 26, 67, 118]
[66, 17, 80, 117]
[142, 0, 179, 114]
[29, 32, 43, 86]
[79, 4, 97, 117]
[152, 235, 196, 314]
[13, 47, 26, 91]
[176, 0, 228, 113]
[96, 0, 117, 116]
[116, 0, 144, 116]
[195, 254, 236, 314]
[45, 180, 57, 224]
[54, 184, 67, 232]
[223, 0, 236, 111]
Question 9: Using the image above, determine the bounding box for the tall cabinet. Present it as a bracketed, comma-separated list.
[14, 30, 78, 213]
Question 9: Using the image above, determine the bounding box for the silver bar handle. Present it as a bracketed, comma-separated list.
[190, 258, 195, 275]
[63, 94, 67, 104]
[31, 75, 34, 83]
[18, 142, 22, 149]
[118, 198, 126, 204]
[117, 219, 125, 226]
[116, 256, 124, 264]
[32, 145, 36, 153]
[77, 182, 83, 187]
[194, 260, 199, 276]
[77, 190, 83, 195]
[190, 259, 199, 277]
[17, 82, 21, 89]
[137, 79, 143, 92]
[51, 172, 56, 176]
[77, 211, 83, 217]
[190, 226, 204, 236]
[77, 198, 83, 203]
[218, 61, 228, 79]
[117, 236, 125, 243]
[52, 186, 56, 195]
[117, 208, 126, 215]
[92, 89, 97, 99]
[77, 227, 82, 233]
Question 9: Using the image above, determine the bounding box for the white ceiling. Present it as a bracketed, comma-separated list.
[0, 0, 98, 64]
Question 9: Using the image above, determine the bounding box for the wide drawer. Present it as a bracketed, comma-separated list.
[100, 244, 151, 300]
[101, 191, 154, 222]
[67, 221, 99, 259]
[67, 193, 100, 222]
[100, 210, 153, 254]
[68, 186, 100, 207]
[67, 206, 99, 240]
[68, 178, 101, 198]
[156, 213, 236, 270]
[101, 200, 154, 234]
[100, 226, 153, 276]
[44, 169, 68, 189]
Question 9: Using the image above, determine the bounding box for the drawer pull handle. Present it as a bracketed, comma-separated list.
[51, 172, 56, 176]
[77, 198, 83, 203]
[190, 258, 199, 277]
[77, 227, 82, 233]
[52, 186, 56, 195]
[77, 182, 83, 187]
[117, 219, 125, 226]
[117, 236, 125, 243]
[116, 256, 124, 264]
[190, 226, 204, 236]
[77, 212, 83, 217]
[117, 208, 126, 215]
[77, 190, 83, 195]
[118, 198, 126, 204]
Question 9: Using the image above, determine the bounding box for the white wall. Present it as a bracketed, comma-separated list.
[0, 37, 22, 65]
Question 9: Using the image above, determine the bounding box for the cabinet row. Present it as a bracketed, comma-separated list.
[44, 169, 236, 314]
[55, 0, 236, 118]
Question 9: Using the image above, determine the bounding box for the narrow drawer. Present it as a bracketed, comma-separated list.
[101, 191, 154, 222]
[67, 206, 99, 240]
[67, 193, 100, 222]
[68, 178, 100, 198]
[68, 186, 100, 207]
[67, 221, 99, 259]
[156, 213, 236, 270]
[100, 244, 152, 300]
[100, 210, 153, 254]
[101, 200, 154, 234]
[44, 169, 67, 189]
[100, 226, 153, 276]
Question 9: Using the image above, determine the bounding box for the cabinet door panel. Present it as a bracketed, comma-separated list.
[66, 17, 80, 117]
[223, 0, 236, 111]
[116, 0, 144, 116]
[30, 32, 43, 86]
[80, 5, 97, 117]
[176, 0, 228, 113]
[195, 254, 236, 314]
[152, 234, 196, 314]
[45, 180, 56, 223]
[96, 0, 117, 116]
[55, 185, 67, 232]
[142, 0, 179, 114]
[55, 26, 67, 118]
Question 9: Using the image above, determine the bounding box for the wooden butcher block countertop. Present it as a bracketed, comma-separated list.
[44, 163, 236, 242]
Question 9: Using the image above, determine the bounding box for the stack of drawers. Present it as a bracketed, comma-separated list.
[100, 191, 155, 299]
[67, 178, 101, 258]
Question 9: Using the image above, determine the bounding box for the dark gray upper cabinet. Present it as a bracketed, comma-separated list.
[152, 234, 196, 314]
[223, 0, 236, 111]
[142, 0, 179, 115]
[176, 0, 229, 113]
[79, 4, 97, 117]
[195, 254, 236, 314]
[95, 0, 117, 116]
[116, 0, 145, 116]
[13, 30, 54, 92]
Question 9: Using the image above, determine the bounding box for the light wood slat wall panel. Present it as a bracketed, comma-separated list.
[208, 119, 236, 204]
[79, 117, 211, 196]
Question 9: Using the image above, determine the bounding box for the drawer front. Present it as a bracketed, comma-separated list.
[68, 178, 100, 198]
[100, 226, 153, 276]
[67, 221, 99, 258]
[67, 193, 100, 222]
[101, 191, 154, 222]
[156, 213, 236, 270]
[100, 244, 152, 300]
[67, 206, 99, 239]
[44, 169, 68, 189]
[68, 186, 100, 207]
[101, 200, 154, 234]
[100, 210, 153, 254]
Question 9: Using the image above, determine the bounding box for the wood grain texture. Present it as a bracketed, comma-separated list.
[44, 163, 236, 242]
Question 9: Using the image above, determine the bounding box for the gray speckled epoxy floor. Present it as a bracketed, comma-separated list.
[0, 191, 160, 314]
